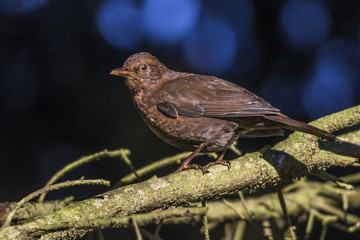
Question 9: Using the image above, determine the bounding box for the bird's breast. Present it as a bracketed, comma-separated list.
[131, 93, 240, 152]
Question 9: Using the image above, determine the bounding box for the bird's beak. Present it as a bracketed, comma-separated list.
[110, 68, 134, 76]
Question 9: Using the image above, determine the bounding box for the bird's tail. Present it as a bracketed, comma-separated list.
[264, 115, 337, 141]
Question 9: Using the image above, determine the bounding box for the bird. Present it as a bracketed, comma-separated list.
[110, 52, 337, 173]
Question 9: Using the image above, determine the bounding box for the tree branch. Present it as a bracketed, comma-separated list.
[0, 106, 359, 239]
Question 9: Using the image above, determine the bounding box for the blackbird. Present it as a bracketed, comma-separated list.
[110, 52, 336, 173]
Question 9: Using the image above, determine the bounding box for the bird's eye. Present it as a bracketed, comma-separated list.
[140, 64, 147, 71]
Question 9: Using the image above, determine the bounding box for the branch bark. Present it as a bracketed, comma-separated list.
[1, 106, 359, 239]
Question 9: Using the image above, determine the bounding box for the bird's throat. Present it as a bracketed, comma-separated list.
[126, 78, 143, 95]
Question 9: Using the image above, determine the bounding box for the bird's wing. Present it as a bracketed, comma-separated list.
[156, 75, 281, 118]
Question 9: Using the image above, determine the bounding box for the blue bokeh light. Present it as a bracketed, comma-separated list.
[0, 0, 48, 15]
[96, 0, 143, 50]
[281, 0, 330, 49]
[260, 74, 305, 118]
[141, 0, 200, 44]
[217, 0, 261, 75]
[219, 0, 254, 42]
[303, 39, 356, 119]
[182, 15, 237, 75]
[233, 35, 262, 76]
[315, 38, 357, 66]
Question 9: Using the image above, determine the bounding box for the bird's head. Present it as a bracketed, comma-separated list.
[110, 52, 167, 93]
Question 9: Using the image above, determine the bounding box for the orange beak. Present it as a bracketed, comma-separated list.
[110, 68, 134, 76]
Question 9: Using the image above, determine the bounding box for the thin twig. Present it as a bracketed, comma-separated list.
[115, 152, 191, 187]
[152, 219, 163, 240]
[277, 188, 296, 240]
[132, 218, 143, 240]
[312, 170, 353, 190]
[3, 179, 110, 227]
[238, 191, 252, 219]
[230, 141, 242, 156]
[262, 219, 274, 240]
[222, 199, 245, 219]
[341, 172, 360, 183]
[319, 224, 328, 240]
[119, 149, 141, 181]
[304, 210, 315, 240]
[38, 149, 128, 202]
[115, 152, 217, 187]
[233, 220, 247, 240]
[202, 201, 210, 240]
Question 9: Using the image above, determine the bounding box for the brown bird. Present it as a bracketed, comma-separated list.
[110, 52, 336, 173]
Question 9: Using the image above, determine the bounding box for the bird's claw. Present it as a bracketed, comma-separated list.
[171, 163, 207, 174]
[206, 159, 231, 170]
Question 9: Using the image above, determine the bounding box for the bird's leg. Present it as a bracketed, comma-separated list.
[206, 150, 231, 170]
[172, 143, 207, 174]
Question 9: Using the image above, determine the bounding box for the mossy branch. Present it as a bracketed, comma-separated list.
[2, 175, 360, 239]
[0, 106, 359, 239]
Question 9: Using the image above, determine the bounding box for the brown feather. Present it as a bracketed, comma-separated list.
[157, 75, 281, 118]
[264, 115, 336, 141]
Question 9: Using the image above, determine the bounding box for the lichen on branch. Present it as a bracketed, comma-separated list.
[0, 106, 359, 240]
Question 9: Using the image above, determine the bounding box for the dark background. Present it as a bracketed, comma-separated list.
[0, 0, 359, 239]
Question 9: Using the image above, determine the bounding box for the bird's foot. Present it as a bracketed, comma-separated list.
[206, 159, 231, 170]
[171, 163, 207, 174]
[170, 143, 208, 174]
[205, 150, 231, 170]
